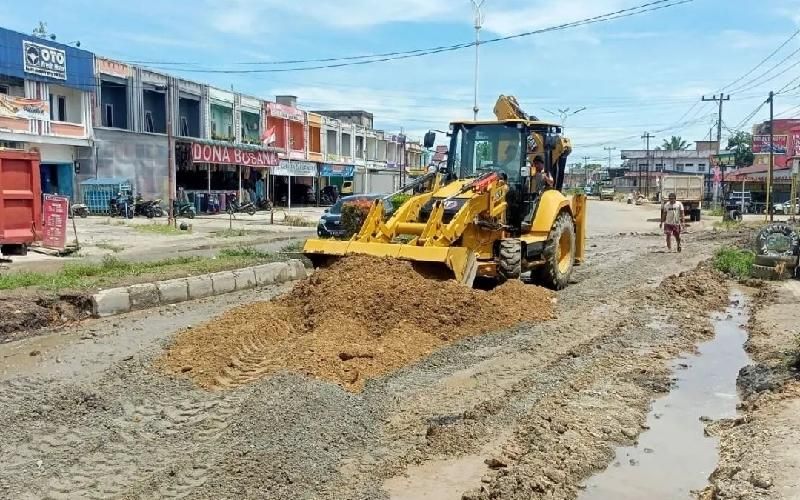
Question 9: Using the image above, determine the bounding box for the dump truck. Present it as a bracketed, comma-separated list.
[0, 149, 42, 256]
[303, 95, 587, 290]
[660, 174, 704, 221]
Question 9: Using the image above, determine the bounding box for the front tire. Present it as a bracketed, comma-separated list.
[497, 238, 522, 281]
[535, 211, 575, 290]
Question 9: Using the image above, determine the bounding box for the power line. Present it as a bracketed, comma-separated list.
[728, 45, 800, 94]
[141, 0, 694, 74]
[123, 0, 691, 69]
[720, 27, 800, 92]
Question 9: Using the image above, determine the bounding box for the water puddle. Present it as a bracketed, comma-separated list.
[383, 432, 511, 500]
[580, 291, 751, 499]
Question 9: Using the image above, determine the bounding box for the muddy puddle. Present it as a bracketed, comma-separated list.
[580, 291, 751, 499]
[383, 432, 511, 500]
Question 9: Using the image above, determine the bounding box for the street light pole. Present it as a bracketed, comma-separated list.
[470, 0, 485, 121]
[604, 146, 616, 172]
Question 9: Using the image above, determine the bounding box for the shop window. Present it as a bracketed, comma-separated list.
[104, 104, 114, 128]
[145, 111, 154, 133]
[698, 166, 706, 172]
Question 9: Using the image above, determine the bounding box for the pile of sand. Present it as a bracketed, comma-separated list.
[158, 256, 555, 391]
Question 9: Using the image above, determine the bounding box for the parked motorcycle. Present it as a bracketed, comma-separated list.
[320, 185, 340, 205]
[226, 193, 257, 216]
[134, 194, 158, 219]
[109, 193, 134, 219]
[172, 199, 196, 219]
[70, 203, 90, 218]
[256, 196, 273, 212]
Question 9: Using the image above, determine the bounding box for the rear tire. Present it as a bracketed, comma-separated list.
[497, 239, 522, 281]
[247, 206, 257, 216]
[535, 211, 575, 290]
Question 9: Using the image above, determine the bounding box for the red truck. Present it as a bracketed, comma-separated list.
[0, 150, 41, 256]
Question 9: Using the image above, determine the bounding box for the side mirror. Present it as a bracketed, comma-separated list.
[324, 208, 329, 213]
[423, 131, 436, 149]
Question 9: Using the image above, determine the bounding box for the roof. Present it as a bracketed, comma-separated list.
[451, 119, 562, 127]
[80, 177, 131, 185]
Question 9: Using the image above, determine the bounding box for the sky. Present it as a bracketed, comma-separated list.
[4, 0, 800, 165]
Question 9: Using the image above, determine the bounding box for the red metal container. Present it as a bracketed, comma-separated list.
[0, 150, 42, 255]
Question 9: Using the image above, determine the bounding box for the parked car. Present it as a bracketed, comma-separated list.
[317, 194, 393, 238]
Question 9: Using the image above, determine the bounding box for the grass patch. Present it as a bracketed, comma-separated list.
[95, 242, 125, 253]
[713, 219, 742, 231]
[713, 246, 755, 279]
[214, 228, 252, 238]
[133, 223, 189, 235]
[218, 246, 273, 259]
[279, 241, 305, 254]
[704, 206, 725, 217]
[0, 250, 285, 292]
[283, 214, 315, 227]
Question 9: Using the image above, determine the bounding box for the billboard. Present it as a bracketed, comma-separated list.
[23, 40, 66, 80]
[752, 134, 788, 154]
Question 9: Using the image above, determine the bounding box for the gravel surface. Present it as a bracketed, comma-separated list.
[0, 206, 755, 499]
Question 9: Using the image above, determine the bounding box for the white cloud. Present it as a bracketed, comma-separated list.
[205, 0, 454, 33]
[480, 0, 626, 36]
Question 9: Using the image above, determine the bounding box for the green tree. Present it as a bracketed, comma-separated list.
[476, 142, 492, 164]
[661, 136, 690, 151]
[726, 131, 755, 168]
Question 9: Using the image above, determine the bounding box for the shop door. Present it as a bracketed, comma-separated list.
[57, 164, 74, 200]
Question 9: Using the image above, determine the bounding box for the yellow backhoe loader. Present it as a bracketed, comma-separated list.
[303, 95, 587, 289]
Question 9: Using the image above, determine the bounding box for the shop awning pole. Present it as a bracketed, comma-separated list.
[238, 165, 243, 201]
[288, 172, 292, 212]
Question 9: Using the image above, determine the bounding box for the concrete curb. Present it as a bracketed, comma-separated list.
[90, 259, 307, 318]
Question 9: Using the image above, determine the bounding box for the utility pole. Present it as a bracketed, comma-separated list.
[604, 146, 616, 172]
[642, 132, 654, 198]
[703, 93, 730, 203]
[768, 91, 775, 222]
[166, 77, 176, 226]
[583, 155, 591, 187]
[470, 0, 485, 121]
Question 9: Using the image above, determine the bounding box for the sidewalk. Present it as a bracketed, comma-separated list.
[4, 210, 320, 272]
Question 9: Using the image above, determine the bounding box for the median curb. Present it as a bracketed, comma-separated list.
[90, 259, 307, 318]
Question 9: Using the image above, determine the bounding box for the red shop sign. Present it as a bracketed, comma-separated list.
[191, 143, 279, 167]
[42, 194, 69, 250]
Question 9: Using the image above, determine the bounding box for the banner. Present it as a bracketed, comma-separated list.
[273, 160, 317, 177]
[792, 132, 800, 156]
[265, 102, 304, 122]
[319, 164, 354, 177]
[752, 134, 788, 154]
[190, 142, 279, 167]
[42, 194, 69, 250]
[0, 94, 49, 120]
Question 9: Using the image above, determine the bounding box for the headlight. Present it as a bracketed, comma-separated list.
[318, 218, 326, 225]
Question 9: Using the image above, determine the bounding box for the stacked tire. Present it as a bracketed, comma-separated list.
[752, 224, 799, 280]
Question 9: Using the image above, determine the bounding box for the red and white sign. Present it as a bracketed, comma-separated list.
[265, 102, 304, 122]
[752, 134, 788, 154]
[191, 143, 279, 167]
[42, 194, 69, 250]
[261, 126, 276, 146]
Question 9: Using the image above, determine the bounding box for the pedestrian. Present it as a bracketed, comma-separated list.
[660, 192, 685, 252]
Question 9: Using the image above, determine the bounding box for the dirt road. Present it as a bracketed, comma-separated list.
[0, 202, 753, 499]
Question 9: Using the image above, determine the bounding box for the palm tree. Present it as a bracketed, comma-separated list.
[661, 136, 690, 151]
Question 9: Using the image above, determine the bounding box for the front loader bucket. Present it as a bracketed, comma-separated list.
[302, 239, 478, 286]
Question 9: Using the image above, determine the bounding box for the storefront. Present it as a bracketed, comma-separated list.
[318, 163, 354, 199]
[366, 164, 400, 194]
[271, 160, 318, 207]
[176, 140, 279, 213]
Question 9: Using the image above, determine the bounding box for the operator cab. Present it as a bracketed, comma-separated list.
[443, 121, 567, 232]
